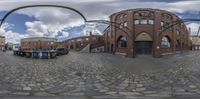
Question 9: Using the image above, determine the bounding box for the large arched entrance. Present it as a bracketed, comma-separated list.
[135, 32, 153, 55]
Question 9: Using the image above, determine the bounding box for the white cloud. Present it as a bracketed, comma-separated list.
[0, 23, 28, 44]
[187, 23, 200, 35]
[83, 23, 105, 35]
[166, 1, 200, 13]
[25, 20, 83, 38]
[57, 31, 69, 41]
[25, 21, 48, 37]
[62, 31, 69, 37]
[19, 8, 85, 38]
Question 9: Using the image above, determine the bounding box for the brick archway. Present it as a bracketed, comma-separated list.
[135, 32, 153, 55]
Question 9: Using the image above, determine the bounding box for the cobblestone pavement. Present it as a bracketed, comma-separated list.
[1, 51, 200, 99]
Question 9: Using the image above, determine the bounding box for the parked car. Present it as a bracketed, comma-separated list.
[56, 48, 69, 55]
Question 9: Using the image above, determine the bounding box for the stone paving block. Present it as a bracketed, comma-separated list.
[136, 84, 143, 87]
[136, 87, 146, 91]
[189, 85, 197, 89]
[2, 51, 200, 98]
[67, 92, 85, 96]
[120, 92, 142, 96]
[23, 87, 32, 91]
[34, 92, 55, 96]
[0, 90, 11, 95]
[99, 89, 108, 93]
[157, 91, 172, 97]
[12, 92, 30, 96]
[174, 92, 197, 96]
[142, 91, 158, 94]
[105, 91, 117, 95]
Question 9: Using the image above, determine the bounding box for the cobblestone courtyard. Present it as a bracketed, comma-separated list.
[1, 51, 200, 99]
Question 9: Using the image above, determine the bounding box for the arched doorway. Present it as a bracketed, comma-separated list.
[135, 32, 153, 55]
[117, 36, 127, 48]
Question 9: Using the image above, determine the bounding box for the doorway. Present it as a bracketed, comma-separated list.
[135, 41, 153, 54]
[135, 32, 153, 55]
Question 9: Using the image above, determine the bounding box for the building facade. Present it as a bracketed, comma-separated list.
[104, 8, 190, 57]
[191, 36, 200, 50]
[6, 42, 13, 50]
[0, 36, 5, 50]
[20, 37, 57, 51]
[62, 35, 104, 52]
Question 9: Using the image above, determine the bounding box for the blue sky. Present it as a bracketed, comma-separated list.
[0, 0, 200, 43]
[0, 11, 37, 34]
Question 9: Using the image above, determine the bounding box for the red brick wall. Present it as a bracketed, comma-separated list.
[104, 8, 190, 57]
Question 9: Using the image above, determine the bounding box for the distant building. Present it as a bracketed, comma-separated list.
[62, 35, 104, 52]
[191, 36, 200, 50]
[20, 37, 57, 51]
[0, 36, 5, 50]
[56, 41, 64, 48]
[6, 42, 13, 50]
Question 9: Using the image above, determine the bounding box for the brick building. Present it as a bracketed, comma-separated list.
[104, 8, 190, 57]
[20, 37, 57, 51]
[0, 36, 5, 50]
[62, 35, 104, 52]
[191, 36, 200, 50]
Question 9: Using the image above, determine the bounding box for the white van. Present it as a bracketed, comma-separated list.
[13, 44, 20, 51]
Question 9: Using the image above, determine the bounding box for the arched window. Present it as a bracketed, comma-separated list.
[124, 14, 127, 18]
[136, 11, 154, 17]
[124, 21, 127, 27]
[148, 20, 154, 24]
[119, 23, 123, 28]
[162, 13, 173, 20]
[134, 20, 140, 24]
[140, 19, 148, 24]
[118, 36, 127, 48]
[119, 15, 123, 19]
[134, 12, 139, 16]
[161, 36, 171, 48]
[161, 22, 164, 26]
[117, 14, 126, 19]
[176, 31, 180, 35]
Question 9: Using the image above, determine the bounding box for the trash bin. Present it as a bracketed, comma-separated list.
[49, 51, 57, 58]
[32, 52, 39, 58]
[42, 51, 49, 59]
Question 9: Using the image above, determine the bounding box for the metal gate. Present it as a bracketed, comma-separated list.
[135, 41, 153, 55]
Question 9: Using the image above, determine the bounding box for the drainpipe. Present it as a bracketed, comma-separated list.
[89, 31, 92, 52]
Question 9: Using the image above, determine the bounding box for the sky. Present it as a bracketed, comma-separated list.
[0, 0, 200, 44]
